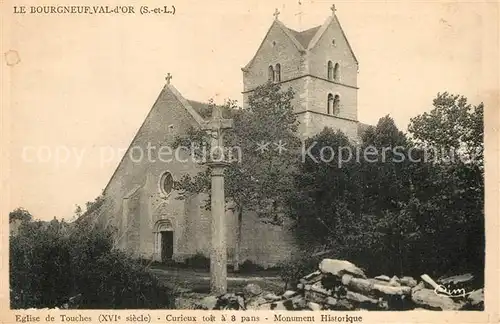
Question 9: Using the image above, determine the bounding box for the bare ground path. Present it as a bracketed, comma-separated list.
[148, 265, 286, 309]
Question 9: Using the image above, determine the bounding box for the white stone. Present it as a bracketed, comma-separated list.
[374, 275, 391, 282]
[345, 291, 378, 304]
[283, 290, 298, 298]
[319, 259, 366, 278]
[389, 276, 401, 287]
[263, 292, 282, 301]
[420, 274, 439, 289]
[467, 289, 484, 306]
[411, 288, 463, 310]
[325, 297, 338, 306]
[243, 283, 262, 297]
[199, 296, 218, 310]
[307, 302, 322, 311]
[400, 276, 417, 287]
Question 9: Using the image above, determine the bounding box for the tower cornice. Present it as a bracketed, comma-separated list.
[242, 74, 358, 94]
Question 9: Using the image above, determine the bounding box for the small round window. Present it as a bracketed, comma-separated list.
[160, 172, 174, 195]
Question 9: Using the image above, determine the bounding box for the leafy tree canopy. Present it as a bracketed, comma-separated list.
[288, 92, 484, 279]
[408, 92, 483, 166]
[174, 82, 301, 223]
[9, 207, 33, 223]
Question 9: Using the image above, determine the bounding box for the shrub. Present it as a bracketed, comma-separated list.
[10, 218, 175, 309]
[238, 260, 264, 274]
[278, 254, 321, 291]
[184, 253, 210, 270]
[9, 207, 33, 223]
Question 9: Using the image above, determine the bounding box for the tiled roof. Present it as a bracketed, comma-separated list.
[244, 14, 358, 70]
[287, 26, 321, 49]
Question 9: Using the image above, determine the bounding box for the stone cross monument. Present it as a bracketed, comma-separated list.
[201, 104, 233, 294]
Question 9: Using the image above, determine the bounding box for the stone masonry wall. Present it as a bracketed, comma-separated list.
[99, 85, 298, 266]
[242, 22, 306, 93]
[296, 110, 359, 140]
[307, 16, 358, 87]
[101, 85, 210, 260]
[305, 77, 358, 121]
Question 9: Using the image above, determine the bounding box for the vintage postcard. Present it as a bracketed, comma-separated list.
[1, 0, 498, 323]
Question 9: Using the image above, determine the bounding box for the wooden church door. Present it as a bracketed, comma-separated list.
[161, 231, 174, 261]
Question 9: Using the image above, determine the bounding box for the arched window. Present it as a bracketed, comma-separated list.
[327, 61, 333, 80]
[333, 63, 340, 81]
[327, 94, 334, 114]
[275, 63, 281, 82]
[160, 171, 174, 196]
[268, 65, 275, 82]
[333, 94, 340, 115]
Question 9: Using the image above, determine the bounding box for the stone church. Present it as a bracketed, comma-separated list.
[90, 7, 363, 267]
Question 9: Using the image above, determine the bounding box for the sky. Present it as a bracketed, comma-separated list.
[4, 0, 498, 221]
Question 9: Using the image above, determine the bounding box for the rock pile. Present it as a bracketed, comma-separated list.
[196, 259, 484, 311]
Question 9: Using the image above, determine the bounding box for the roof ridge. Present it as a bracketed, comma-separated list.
[275, 20, 306, 52]
[287, 25, 321, 33]
[102, 84, 205, 195]
[307, 15, 358, 64]
[242, 19, 305, 71]
[285, 24, 322, 49]
[166, 85, 205, 125]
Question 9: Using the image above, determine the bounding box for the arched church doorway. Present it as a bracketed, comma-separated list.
[154, 219, 174, 262]
[160, 231, 173, 261]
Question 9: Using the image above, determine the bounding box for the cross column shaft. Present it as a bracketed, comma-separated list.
[209, 164, 227, 294]
[201, 104, 233, 295]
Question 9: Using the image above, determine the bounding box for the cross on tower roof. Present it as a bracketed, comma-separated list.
[331, 4, 336, 15]
[273, 8, 280, 20]
[165, 73, 172, 84]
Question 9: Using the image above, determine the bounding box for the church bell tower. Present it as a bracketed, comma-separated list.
[241, 5, 360, 140]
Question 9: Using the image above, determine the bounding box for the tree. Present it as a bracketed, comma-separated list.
[71, 195, 105, 223]
[357, 116, 425, 275]
[408, 92, 483, 166]
[288, 128, 362, 250]
[74, 205, 83, 218]
[9, 207, 32, 223]
[359, 116, 413, 215]
[174, 82, 301, 271]
[289, 119, 419, 275]
[407, 92, 484, 278]
[85, 195, 104, 213]
[288, 92, 484, 279]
